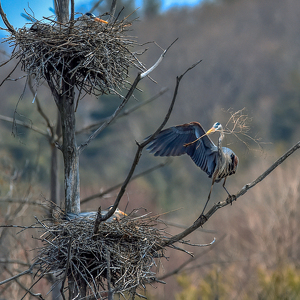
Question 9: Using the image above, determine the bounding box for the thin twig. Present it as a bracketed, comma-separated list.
[0, 198, 45, 206]
[4, 268, 44, 300]
[93, 206, 102, 237]
[158, 234, 226, 280]
[0, 262, 37, 285]
[76, 88, 168, 135]
[0, 59, 21, 87]
[106, 249, 113, 300]
[0, 114, 48, 137]
[60, 237, 72, 300]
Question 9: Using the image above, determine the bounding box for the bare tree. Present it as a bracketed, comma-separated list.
[1, 0, 300, 299]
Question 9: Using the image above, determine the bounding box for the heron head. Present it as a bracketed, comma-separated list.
[85, 12, 96, 18]
[206, 122, 222, 135]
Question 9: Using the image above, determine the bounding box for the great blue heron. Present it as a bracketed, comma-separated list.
[147, 121, 239, 215]
[65, 207, 126, 222]
[82, 13, 108, 24]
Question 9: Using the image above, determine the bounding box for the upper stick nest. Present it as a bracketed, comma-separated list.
[34, 209, 166, 298]
[7, 13, 144, 96]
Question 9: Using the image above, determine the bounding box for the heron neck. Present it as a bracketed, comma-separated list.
[218, 128, 224, 149]
[218, 128, 224, 157]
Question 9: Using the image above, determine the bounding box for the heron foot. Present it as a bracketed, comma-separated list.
[227, 194, 236, 205]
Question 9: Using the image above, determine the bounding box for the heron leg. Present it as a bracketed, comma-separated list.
[222, 178, 234, 205]
[200, 184, 214, 216]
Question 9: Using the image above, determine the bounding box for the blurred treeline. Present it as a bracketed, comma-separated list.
[1, 0, 300, 299]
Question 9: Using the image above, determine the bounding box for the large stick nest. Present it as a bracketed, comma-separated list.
[6, 13, 144, 96]
[34, 209, 167, 298]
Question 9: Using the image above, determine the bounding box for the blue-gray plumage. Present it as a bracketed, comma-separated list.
[147, 121, 239, 215]
[65, 207, 126, 222]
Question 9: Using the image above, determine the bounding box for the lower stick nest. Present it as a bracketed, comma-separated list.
[7, 13, 144, 96]
[34, 210, 166, 297]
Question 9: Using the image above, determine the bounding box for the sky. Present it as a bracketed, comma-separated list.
[0, 0, 202, 30]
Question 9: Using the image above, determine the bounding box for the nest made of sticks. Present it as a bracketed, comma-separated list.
[7, 13, 144, 97]
[34, 209, 167, 298]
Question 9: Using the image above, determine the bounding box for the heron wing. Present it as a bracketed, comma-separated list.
[147, 122, 218, 177]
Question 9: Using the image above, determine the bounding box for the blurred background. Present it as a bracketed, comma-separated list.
[1, 0, 300, 299]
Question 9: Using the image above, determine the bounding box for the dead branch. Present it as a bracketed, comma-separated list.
[60, 237, 72, 300]
[78, 41, 176, 154]
[161, 140, 300, 247]
[109, 0, 117, 22]
[0, 259, 31, 267]
[90, 0, 104, 15]
[0, 114, 48, 137]
[158, 234, 226, 281]
[0, 262, 37, 285]
[0, 59, 21, 87]
[100, 60, 202, 222]
[4, 267, 44, 300]
[141, 38, 178, 79]
[0, 198, 46, 206]
[76, 87, 168, 135]
[0, 1, 16, 34]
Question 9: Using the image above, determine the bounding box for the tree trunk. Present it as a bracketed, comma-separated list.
[57, 80, 80, 214]
[55, 0, 70, 23]
[49, 1, 85, 298]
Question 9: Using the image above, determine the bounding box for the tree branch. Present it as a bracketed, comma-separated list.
[100, 60, 202, 222]
[109, 0, 117, 23]
[76, 88, 168, 135]
[0, 59, 21, 87]
[0, 1, 16, 34]
[0, 262, 37, 286]
[140, 39, 178, 79]
[0, 114, 48, 137]
[161, 141, 300, 247]
[78, 42, 176, 154]
[158, 234, 226, 281]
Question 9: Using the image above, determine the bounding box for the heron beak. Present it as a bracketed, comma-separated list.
[94, 17, 108, 24]
[206, 127, 216, 135]
[120, 211, 127, 216]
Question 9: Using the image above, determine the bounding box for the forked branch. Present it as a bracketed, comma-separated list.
[100, 60, 202, 222]
[78, 40, 177, 154]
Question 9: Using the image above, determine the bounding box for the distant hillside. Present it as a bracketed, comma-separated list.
[133, 0, 300, 146]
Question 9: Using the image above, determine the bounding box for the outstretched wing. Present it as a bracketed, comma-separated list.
[147, 122, 218, 177]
